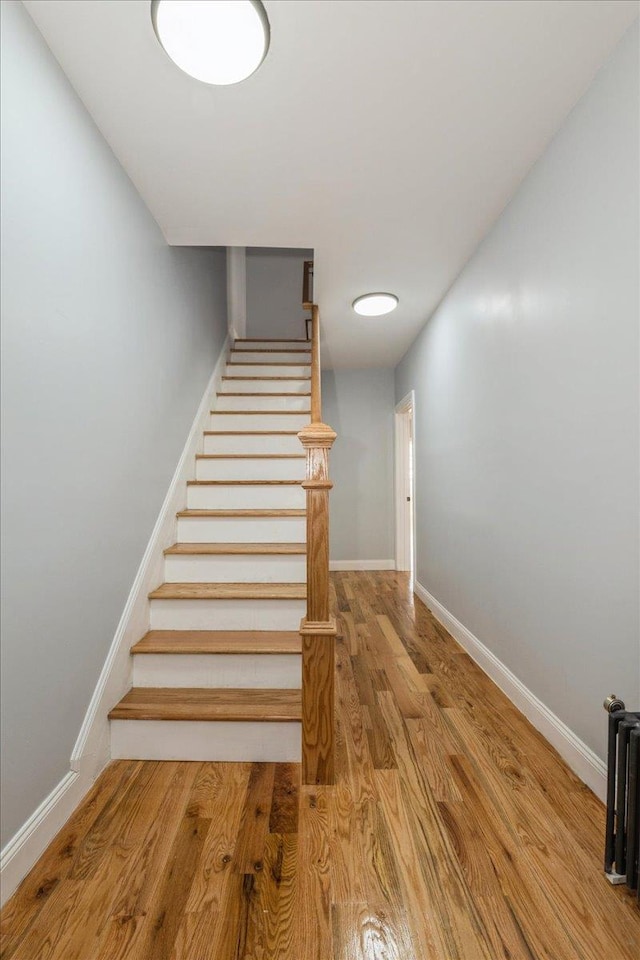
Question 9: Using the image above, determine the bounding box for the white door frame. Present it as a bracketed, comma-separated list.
[394, 391, 416, 574]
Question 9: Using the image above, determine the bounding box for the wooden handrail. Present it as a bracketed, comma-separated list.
[298, 262, 337, 784]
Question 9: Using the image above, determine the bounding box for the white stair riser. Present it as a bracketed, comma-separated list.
[220, 379, 310, 394]
[204, 434, 302, 455]
[196, 457, 305, 481]
[176, 515, 306, 543]
[111, 719, 301, 762]
[215, 394, 310, 411]
[209, 412, 309, 431]
[234, 340, 309, 350]
[150, 597, 306, 631]
[187, 484, 305, 510]
[230, 351, 310, 363]
[164, 553, 306, 583]
[132, 653, 301, 688]
[226, 364, 310, 377]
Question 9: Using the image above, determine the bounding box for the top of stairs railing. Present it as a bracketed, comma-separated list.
[303, 259, 314, 340]
[298, 261, 338, 784]
[302, 258, 314, 312]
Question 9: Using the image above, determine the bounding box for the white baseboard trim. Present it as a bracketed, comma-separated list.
[0, 337, 230, 908]
[0, 771, 91, 905]
[329, 560, 396, 571]
[413, 580, 607, 801]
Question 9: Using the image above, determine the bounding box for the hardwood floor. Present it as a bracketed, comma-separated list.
[2, 571, 638, 959]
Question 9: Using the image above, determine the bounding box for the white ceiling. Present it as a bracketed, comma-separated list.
[24, 0, 637, 368]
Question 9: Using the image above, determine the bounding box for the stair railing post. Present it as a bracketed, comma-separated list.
[298, 296, 336, 785]
[298, 421, 337, 785]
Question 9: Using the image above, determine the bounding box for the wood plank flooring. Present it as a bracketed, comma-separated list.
[2, 571, 639, 959]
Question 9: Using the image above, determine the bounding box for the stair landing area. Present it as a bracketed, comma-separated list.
[108, 339, 311, 762]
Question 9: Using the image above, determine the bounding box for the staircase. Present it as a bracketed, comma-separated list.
[108, 338, 312, 762]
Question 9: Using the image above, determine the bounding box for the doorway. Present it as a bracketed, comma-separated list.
[395, 391, 415, 575]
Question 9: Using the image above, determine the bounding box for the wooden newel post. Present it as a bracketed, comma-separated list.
[298, 421, 337, 785]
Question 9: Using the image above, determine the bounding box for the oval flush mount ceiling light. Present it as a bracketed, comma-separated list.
[151, 0, 270, 86]
[352, 293, 399, 317]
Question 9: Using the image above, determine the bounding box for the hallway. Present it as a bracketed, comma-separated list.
[2, 572, 638, 959]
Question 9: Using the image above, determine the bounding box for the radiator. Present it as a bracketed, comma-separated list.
[604, 696, 640, 899]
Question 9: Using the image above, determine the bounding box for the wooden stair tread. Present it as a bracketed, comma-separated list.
[149, 582, 307, 600]
[210, 410, 310, 415]
[227, 362, 311, 367]
[196, 454, 305, 460]
[221, 376, 311, 381]
[234, 338, 309, 343]
[132, 630, 302, 655]
[232, 348, 311, 354]
[216, 392, 311, 397]
[164, 542, 306, 555]
[177, 508, 306, 517]
[204, 430, 300, 436]
[108, 687, 302, 722]
[186, 479, 302, 486]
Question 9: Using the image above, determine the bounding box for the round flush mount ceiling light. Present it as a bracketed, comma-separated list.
[151, 0, 270, 86]
[352, 293, 399, 317]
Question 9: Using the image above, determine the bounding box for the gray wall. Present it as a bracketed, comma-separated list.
[0, 0, 227, 846]
[322, 368, 395, 564]
[246, 248, 313, 340]
[395, 22, 639, 761]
